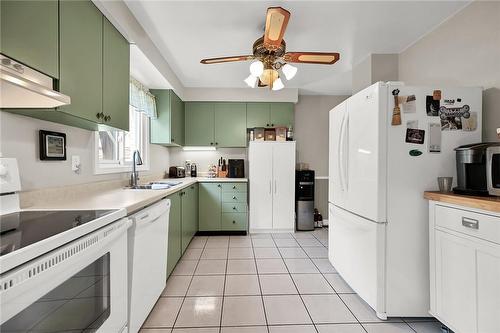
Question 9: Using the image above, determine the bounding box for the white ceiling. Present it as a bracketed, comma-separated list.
[125, 1, 469, 95]
[130, 45, 171, 89]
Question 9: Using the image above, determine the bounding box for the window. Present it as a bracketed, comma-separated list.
[94, 106, 150, 174]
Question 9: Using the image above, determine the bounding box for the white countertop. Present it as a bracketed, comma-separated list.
[23, 177, 248, 215]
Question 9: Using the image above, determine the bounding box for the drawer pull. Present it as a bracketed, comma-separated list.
[233, 185, 236, 189]
[232, 220, 236, 224]
[233, 207, 237, 210]
[232, 196, 236, 200]
[462, 217, 479, 229]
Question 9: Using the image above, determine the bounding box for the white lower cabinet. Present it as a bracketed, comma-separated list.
[429, 202, 500, 333]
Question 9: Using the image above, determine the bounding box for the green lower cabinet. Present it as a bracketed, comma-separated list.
[270, 103, 294, 128]
[166, 192, 182, 276]
[181, 184, 198, 253]
[214, 102, 247, 147]
[199, 183, 222, 231]
[199, 182, 248, 232]
[222, 213, 248, 231]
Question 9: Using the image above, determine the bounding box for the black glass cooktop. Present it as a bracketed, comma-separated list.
[0, 210, 117, 257]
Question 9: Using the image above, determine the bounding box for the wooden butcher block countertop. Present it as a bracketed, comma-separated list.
[424, 191, 500, 214]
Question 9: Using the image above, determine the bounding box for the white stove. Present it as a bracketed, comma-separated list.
[0, 158, 131, 332]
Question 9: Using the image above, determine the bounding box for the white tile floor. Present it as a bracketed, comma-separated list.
[141, 228, 443, 333]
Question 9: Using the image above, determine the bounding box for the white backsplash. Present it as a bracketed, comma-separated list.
[168, 147, 248, 177]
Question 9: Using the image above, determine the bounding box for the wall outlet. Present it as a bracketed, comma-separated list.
[71, 155, 81, 173]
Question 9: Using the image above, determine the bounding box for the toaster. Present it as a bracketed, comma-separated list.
[169, 166, 186, 178]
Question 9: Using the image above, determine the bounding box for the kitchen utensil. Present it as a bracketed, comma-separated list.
[437, 177, 453, 193]
[391, 89, 401, 125]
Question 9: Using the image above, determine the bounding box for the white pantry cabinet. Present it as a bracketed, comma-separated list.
[249, 141, 295, 232]
[428, 201, 500, 333]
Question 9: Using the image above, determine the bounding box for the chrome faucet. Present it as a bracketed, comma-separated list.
[130, 150, 143, 187]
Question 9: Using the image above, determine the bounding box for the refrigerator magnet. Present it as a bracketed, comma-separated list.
[409, 149, 423, 157]
[405, 128, 425, 145]
[462, 112, 477, 131]
[402, 95, 416, 113]
[406, 120, 419, 129]
[439, 105, 470, 130]
[426, 96, 440, 116]
[433, 90, 442, 100]
[428, 123, 442, 153]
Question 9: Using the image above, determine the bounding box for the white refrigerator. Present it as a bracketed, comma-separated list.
[328, 81, 482, 319]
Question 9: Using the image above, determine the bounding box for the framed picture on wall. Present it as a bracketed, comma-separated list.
[39, 130, 66, 160]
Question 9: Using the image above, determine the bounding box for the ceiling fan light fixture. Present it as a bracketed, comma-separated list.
[259, 68, 279, 86]
[272, 77, 284, 91]
[249, 60, 264, 77]
[244, 74, 258, 88]
[282, 63, 297, 80]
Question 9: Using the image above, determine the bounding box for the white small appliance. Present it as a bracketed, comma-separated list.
[328, 82, 482, 319]
[128, 199, 170, 333]
[0, 158, 130, 332]
[249, 141, 296, 233]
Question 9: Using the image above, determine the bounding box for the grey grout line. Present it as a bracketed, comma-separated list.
[271, 234, 320, 333]
[170, 237, 207, 330]
[218, 246, 229, 330]
[251, 237, 271, 333]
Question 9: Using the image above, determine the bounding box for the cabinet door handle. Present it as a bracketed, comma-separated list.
[274, 180, 277, 194]
[232, 185, 236, 189]
[210, 142, 213, 145]
[232, 220, 236, 224]
[271, 123, 274, 127]
[232, 206, 237, 210]
[266, 123, 270, 127]
[269, 181, 272, 194]
[232, 196, 236, 200]
[104, 115, 111, 122]
[215, 142, 218, 145]
[462, 217, 479, 229]
[217, 184, 221, 188]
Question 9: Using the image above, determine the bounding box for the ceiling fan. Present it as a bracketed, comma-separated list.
[200, 7, 340, 90]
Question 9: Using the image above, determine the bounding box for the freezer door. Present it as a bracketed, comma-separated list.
[329, 203, 386, 317]
[345, 83, 387, 222]
[329, 101, 348, 208]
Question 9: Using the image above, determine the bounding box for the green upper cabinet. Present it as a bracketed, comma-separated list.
[247, 103, 271, 128]
[185, 102, 215, 146]
[199, 183, 222, 231]
[150, 90, 184, 146]
[270, 103, 294, 128]
[246, 102, 294, 128]
[102, 17, 130, 131]
[214, 103, 247, 147]
[0, 0, 59, 78]
[59, 0, 103, 123]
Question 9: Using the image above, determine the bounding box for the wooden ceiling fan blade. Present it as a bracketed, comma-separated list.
[263, 7, 290, 50]
[284, 52, 340, 64]
[200, 55, 254, 64]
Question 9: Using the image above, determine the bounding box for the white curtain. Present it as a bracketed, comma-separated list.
[130, 77, 157, 118]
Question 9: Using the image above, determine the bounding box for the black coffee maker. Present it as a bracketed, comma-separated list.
[454, 143, 499, 196]
[228, 159, 245, 178]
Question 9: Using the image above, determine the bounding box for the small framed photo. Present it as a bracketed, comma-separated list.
[405, 128, 425, 145]
[39, 130, 66, 160]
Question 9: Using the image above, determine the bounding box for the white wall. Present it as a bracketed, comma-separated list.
[399, 1, 500, 141]
[0, 112, 170, 191]
[294, 95, 349, 219]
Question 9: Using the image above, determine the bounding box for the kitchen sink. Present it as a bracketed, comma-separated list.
[129, 184, 157, 190]
[127, 181, 182, 190]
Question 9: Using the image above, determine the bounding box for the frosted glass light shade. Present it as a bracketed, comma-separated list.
[244, 75, 258, 88]
[272, 78, 284, 91]
[282, 63, 297, 80]
[249, 61, 264, 76]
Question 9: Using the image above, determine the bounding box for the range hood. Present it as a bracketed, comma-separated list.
[0, 54, 70, 108]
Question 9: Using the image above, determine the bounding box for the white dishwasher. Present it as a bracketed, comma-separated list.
[128, 199, 170, 333]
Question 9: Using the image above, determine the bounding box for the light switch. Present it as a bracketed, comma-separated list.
[71, 155, 81, 173]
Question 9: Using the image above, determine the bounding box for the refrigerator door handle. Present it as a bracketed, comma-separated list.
[269, 180, 272, 194]
[274, 179, 277, 194]
[343, 112, 350, 190]
[338, 111, 347, 192]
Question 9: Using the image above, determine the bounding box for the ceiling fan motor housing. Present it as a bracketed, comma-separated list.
[253, 36, 286, 59]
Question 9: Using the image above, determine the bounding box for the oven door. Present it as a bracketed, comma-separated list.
[487, 146, 500, 196]
[0, 218, 131, 333]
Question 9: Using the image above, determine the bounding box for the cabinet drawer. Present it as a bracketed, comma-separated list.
[435, 205, 500, 245]
[222, 203, 247, 213]
[222, 183, 247, 192]
[222, 192, 247, 203]
[222, 213, 248, 231]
